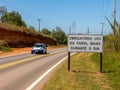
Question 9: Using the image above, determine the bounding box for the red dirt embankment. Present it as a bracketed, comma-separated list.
[0, 28, 56, 47]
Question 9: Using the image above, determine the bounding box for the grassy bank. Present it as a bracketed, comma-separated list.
[43, 35, 120, 90]
[91, 52, 120, 89]
[43, 53, 113, 90]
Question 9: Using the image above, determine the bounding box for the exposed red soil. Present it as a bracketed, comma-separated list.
[0, 28, 56, 48]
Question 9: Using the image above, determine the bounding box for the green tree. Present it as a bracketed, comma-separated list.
[0, 6, 7, 22]
[106, 17, 120, 51]
[1, 11, 26, 27]
[52, 27, 67, 44]
[0, 6, 7, 16]
[41, 28, 51, 35]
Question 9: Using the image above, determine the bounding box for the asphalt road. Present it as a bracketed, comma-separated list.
[0, 48, 67, 90]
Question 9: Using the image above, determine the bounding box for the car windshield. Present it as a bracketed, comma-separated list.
[34, 44, 44, 47]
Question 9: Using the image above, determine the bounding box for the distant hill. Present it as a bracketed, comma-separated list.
[0, 23, 56, 47]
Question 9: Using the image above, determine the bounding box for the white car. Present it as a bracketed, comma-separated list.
[31, 43, 47, 54]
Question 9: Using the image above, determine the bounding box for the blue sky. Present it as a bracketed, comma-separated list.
[0, 0, 120, 34]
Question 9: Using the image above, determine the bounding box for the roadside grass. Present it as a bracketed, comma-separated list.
[43, 35, 120, 90]
[90, 35, 120, 89]
[43, 53, 112, 90]
[91, 52, 120, 89]
[0, 46, 12, 52]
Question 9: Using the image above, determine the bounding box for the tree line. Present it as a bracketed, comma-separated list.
[41, 27, 67, 44]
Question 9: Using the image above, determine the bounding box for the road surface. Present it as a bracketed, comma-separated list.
[0, 48, 67, 90]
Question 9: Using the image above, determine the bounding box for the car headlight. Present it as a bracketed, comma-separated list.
[32, 47, 34, 50]
[40, 47, 44, 50]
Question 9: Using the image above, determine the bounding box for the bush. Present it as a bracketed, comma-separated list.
[0, 40, 11, 52]
[0, 40, 7, 47]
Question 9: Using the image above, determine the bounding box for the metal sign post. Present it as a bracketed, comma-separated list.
[100, 53, 102, 73]
[68, 52, 70, 71]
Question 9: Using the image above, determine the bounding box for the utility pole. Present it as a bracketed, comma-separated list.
[101, 23, 105, 35]
[38, 19, 41, 32]
[114, 0, 116, 35]
[69, 26, 71, 34]
[87, 27, 89, 34]
[72, 22, 76, 34]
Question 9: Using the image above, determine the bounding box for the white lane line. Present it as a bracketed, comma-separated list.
[26, 53, 75, 90]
